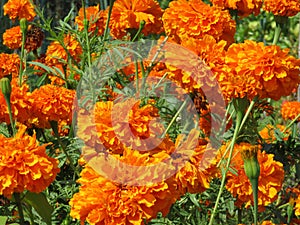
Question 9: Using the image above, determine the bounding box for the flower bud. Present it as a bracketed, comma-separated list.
[240, 144, 260, 180]
[0, 77, 12, 99]
[20, 18, 28, 33]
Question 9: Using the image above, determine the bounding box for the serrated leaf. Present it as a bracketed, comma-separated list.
[24, 192, 53, 225]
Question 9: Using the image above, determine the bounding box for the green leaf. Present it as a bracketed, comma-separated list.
[24, 192, 53, 225]
[0, 216, 7, 225]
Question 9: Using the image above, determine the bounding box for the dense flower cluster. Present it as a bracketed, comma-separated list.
[30, 84, 75, 128]
[220, 143, 285, 209]
[281, 101, 300, 122]
[69, 164, 179, 225]
[3, 0, 36, 21]
[75, 5, 106, 36]
[2, 26, 22, 49]
[216, 40, 300, 101]
[259, 124, 290, 143]
[211, 0, 262, 17]
[0, 125, 59, 197]
[109, 0, 164, 39]
[0, 53, 20, 79]
[263, 0, 300, 17]
[162, 0, 236, 44]
[45, 34, 83, 65]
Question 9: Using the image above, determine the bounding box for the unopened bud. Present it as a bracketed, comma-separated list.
[20, 18, 28, 33]
[0, 77, 12, 99]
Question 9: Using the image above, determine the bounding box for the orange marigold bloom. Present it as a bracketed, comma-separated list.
[75, 5, 106, 36]
[45, 34, 83, 66]
[281, 101, 300, 122]
[3, 0, 36, 21]
[259, 124, 290, 144]
[220, 143, 285, 210]
[0, 125, 59, 197]
[69, 163, 179, 225]
[0, 79, 36, 126]
[31, 84, 75, 128]
[0, 53, 20, 79]
[217, 40, 300, 101]
[78, 98, 165, 154]
[211, 0, 263, 17]
[174, 136, 218, 194]
[109, 0, 164, 39]
[295, 194, 300, 216]
[263, 0, 300, 17]
[162, 0, 236, 44]
[2, 26, 22, 49]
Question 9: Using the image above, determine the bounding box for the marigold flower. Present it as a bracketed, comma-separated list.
[77, 98, 165, 154]
[2, 26, 22, 49]
[259, 124, 290, 144]
[211, 0, 262, 17]
[45, 34, 83, 65]
[0, 53, 20, 79]
[0, 125, 59, 197]
[3, 0, 36, 21]
[174, 138, 218, 194]
[31, 84, 75, 128]
[75, 5, 106, 36]
[219, 143, 285, 210]
[162, 0, 236, 44]
[296, 195, 300, 216]
[0, 79, 36, 126]
[109, 0, 164, 39]
[69, 163, 179, 224]
[263, 0, 300, 17]
[217, 40, 300, 101]
[281, 101, 300, 122]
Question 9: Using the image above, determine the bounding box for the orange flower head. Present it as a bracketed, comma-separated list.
[77, 98, 165, 155]
[0, 53, 20, 79]
[3, 0, 36, 21]
[219, 143, 285, 210]
[0, 125, 60, 197]
[281, 101, 300, 122]
[75, 5, 106, 36]
[263, 0, 300, 17]
[31, 84, 75, 128]
[109, 0, 164, 39]
[217, 40, 300, 101]
[211, 0, 263, 17]
[0, 79, 37, 126]
[70, 162, 179, 224]
[296, 193, 300, 216]
[162, 0, 236, 44]
[174, 138, 218, 194]
[45, 34, 83, 66]
[259, 124, 290, 144]
[3, 26, 22, 49]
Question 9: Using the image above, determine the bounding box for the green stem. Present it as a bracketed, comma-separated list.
[272, 22, 282, 45]
[19, 25, 27, 86]
[81, 0, 92, 68]
[50, 121, 80, 177]
[3, 94, 16, 136]
[208, 105, 244, 225]
[131, 20, 145, 42]
[161, 98, 188, 138]
[238, 97, 256, 134]
[102, 0, 115, 42]
[250, 178, 259, 225]
[14, 193, 25, 225]
[283, 113, 300, 133]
